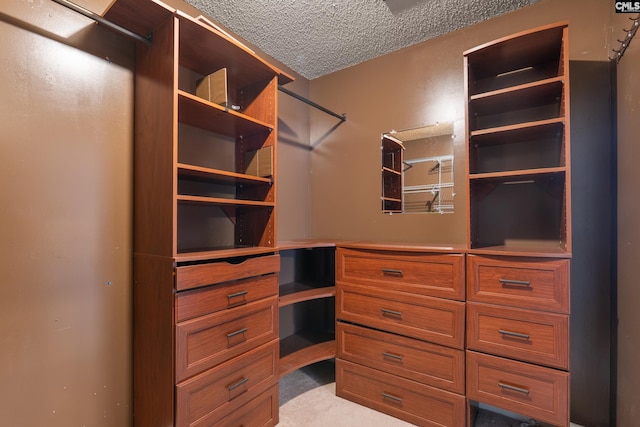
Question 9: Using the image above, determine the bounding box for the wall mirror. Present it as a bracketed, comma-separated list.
[381, 122, 454, 214]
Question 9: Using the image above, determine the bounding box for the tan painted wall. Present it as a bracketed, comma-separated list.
[613, 9, 640, 426]
[308, 0, 611, 243]
[0, 0, 134, 425]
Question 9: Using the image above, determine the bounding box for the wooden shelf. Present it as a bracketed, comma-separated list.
[382, 167, 401, 175]
[177, 194, 275, 207]
[469, 167, 565, 181]
[469, 117, 564, 140]
[175, 246, 277, 263]
[178, 91, 273, 137]
[178, 163, 272, 184]
[279, 284, 335, 307]
[279, 332, 336, 378]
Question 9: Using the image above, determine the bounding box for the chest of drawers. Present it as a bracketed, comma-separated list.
[335, 244, 466, 427]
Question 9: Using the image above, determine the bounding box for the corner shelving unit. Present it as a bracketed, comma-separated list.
[277, 241, 337, 378]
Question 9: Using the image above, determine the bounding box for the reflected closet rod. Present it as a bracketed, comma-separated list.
[278, 85, 347, 122]
[51, 0, 152, 46]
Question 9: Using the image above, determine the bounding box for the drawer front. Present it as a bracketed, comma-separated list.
[467, 351, 569, 427]
[207, 383, 278, 427]
[176, 340, 278, 427]
[175, 297, 278, 382]
[337, 248, 465, 300]
[176, 254, 280, 291]
[176, 274, 278, 322]
[337, 322, 464, 394]
[467, 302, 569, 369]
[337, 283, 465, 349]
[336, 359, 465, 427]
[467, 255, 569, 313]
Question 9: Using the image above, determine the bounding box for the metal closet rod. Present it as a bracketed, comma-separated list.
[278, 85, 347, 122]
[50, 0, 151, 46]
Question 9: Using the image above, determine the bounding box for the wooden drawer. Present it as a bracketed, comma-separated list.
[467, 255, 569, 313]
[176, 340, 278, 427]
[206, 383, 278, 427]
[467, 302, 569, 369]
[337, 248, 465, 300]
[175, 296, 278, 382]
[336, 359, 466, 427]
[337, 283, 464, 349]
[176, 274, 278, 322]
[337, 322, 464, 394]
[175, 254, 280, 291]
[467, 351, 569, 427]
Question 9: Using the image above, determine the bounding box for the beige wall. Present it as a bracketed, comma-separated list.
[0, 0, 134, 425]
[613, 9, 640, 427]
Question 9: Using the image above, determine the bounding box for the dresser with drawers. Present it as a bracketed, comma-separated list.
[335, 242, 467, 427]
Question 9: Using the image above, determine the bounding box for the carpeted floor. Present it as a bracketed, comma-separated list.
[278, 361, 582, 427]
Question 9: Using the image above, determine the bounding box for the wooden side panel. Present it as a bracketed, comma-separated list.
[134, 16, 178, 257]
[133, 254, 176, 427]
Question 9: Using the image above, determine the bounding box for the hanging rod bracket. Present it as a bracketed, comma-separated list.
[278, 85, 346, 122]
[51, 0, 152, 46]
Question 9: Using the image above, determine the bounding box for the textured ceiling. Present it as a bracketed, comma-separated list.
[185, 0, 541, 80]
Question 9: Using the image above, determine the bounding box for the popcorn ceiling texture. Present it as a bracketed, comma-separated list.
[185, 0, 540, 80]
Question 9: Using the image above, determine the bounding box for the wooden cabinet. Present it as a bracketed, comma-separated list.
[103, 0, 291, 425]
[465, 22, 570, 254]
[336, 243, 466, 426]
[277, 241, 336, 378]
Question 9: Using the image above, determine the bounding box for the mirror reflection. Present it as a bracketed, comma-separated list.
[381, 122, 454, 214]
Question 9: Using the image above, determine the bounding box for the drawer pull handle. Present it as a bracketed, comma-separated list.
[499, 278, 531, 287]
[382, 392, 403, 403]
[381, 308, 402, 317]
[499, 329, 530, 340]
[382, 268, 403, 277]
[227, 290, 248, 299]
[498, 382, 530, 395]
[227, 327, 248, 338]
[382, 351, 403, 361]
[227, 377, 249, 392]
[227, 291, 248, 307]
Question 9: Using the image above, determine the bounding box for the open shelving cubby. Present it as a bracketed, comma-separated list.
[277, 241, 337, 378]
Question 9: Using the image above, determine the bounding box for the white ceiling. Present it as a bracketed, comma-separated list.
[184, 0, 541, 80]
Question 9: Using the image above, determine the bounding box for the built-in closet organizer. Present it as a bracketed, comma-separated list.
[103, 0, 292, 425]
[277, 241, 337, 378]
[464, 22, 572, 426]
[335, 243, 467, 427]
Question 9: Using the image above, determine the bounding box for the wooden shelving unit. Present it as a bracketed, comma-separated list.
[104, 1, 290, 425]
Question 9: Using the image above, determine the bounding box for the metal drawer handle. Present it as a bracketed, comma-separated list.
[382, 351, 403, 361]
[499, 278, 531, 287]
[227, 290, 248, 299]
[227, 377, 249, 392]
[381, 308, 402, 317]
[382, 392, 403, 403]
[498, 381, 530, 395]
[227, 327, 248, 338]
[382, 268, 403, 277]
[499, 329, 530, 340]
[227, 290, 249, 307]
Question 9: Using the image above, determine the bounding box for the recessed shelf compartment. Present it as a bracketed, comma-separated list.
[469, 172, 568, 251]
[465, 23, 565, 96]
[469, 78, 565, 131]
[279, 331, 336, 378]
